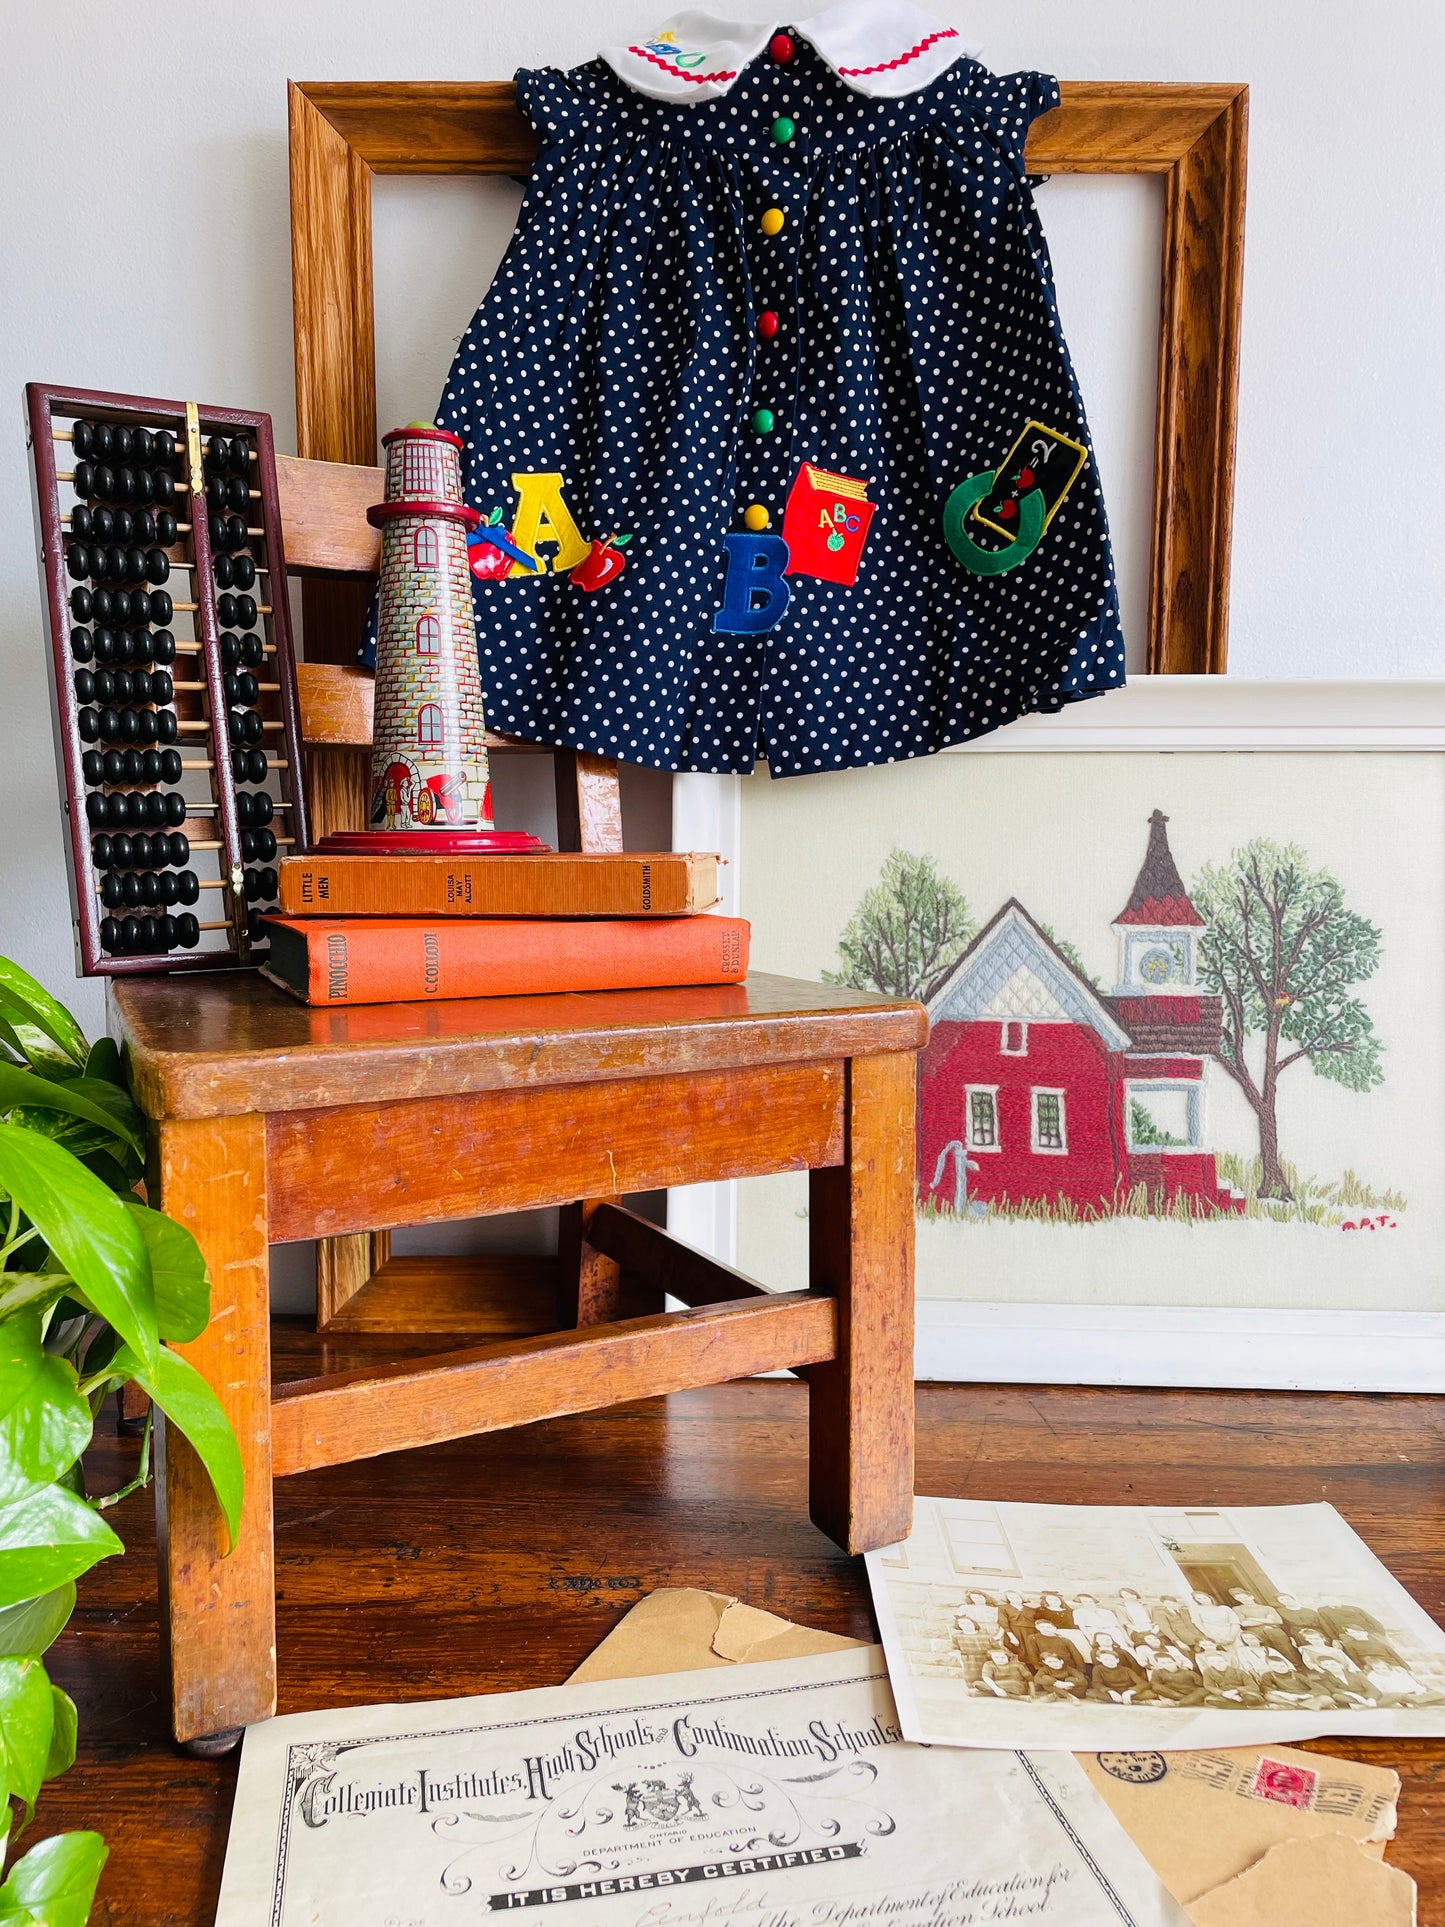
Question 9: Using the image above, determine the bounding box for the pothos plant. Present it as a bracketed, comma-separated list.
[0, 956, 241, 1924]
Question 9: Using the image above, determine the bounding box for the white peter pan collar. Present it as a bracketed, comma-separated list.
[603, 1, 981, 103]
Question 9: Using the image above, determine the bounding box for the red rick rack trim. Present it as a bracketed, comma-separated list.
[627, 45, 739, 84]
[837, 26, 958, 77]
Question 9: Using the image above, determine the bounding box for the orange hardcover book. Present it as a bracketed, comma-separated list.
[276, 852, 720, 919]
[259, 915, 750, 1006]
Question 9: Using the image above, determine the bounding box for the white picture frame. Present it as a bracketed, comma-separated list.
[671, 679, 1445, 1394]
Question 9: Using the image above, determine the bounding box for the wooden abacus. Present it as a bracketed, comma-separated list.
[25, 382, 311, 976]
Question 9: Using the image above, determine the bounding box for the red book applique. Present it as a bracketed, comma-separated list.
[782, 464, 876, 587]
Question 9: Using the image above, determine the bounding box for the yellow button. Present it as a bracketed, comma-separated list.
[742, 504, 770, 531]
[760, 206, 785, 236]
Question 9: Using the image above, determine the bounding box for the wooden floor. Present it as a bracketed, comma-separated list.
[37, 1340, 1445, 1924]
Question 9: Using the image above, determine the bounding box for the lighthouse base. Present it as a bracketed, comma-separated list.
[315, 829, 551, 856]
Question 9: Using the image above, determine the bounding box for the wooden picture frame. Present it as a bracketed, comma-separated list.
[287, 78, 1247, 676]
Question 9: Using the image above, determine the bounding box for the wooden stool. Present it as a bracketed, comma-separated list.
[112, 971, 924, 1749]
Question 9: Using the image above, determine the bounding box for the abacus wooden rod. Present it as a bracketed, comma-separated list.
[171, 681, 282, 693]
[188, 837, 295, 852]
[175, 720, 284, 734]
[176, 760, 291, 776]
[52, 431, 255, 458]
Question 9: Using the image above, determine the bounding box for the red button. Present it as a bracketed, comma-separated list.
[769, 31, 794, 62]
[757, 310, 780, 339]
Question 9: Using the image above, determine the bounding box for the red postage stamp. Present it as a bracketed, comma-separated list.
[1251, 1757, 1319, 1809]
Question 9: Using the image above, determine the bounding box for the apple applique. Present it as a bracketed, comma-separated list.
[571, 532, 631, 593]
[468, 507, 538, 581]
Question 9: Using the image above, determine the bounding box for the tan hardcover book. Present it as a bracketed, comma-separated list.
[276, 851, 721, 919]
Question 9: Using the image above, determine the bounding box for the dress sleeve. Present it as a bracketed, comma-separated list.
[955, 67, 1061, 171]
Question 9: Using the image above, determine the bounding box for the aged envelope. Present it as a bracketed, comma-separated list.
[573, 1590, 1414, 1927]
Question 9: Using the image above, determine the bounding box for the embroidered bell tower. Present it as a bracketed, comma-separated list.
[1111, 810, 1204, 997]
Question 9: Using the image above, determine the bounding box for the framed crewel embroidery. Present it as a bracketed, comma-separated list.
[673, 681, 1445, 1394]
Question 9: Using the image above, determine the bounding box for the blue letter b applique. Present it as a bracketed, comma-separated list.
[712, 534, 792, 634]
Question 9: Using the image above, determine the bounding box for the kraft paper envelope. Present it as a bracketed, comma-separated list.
[571, 1589, 1413, 1927]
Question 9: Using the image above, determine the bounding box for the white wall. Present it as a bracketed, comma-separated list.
[0, 1, 1439, 1280]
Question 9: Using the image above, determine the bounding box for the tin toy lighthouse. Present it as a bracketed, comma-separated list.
[320, 422, 543, 854]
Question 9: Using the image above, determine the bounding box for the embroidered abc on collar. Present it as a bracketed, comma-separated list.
[604, 1, 982, 102]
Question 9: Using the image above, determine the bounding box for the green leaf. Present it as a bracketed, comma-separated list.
[76, 1148, 141, 1194]
[0, 1069, 142, 1158]
[0, 1319, 91, 1507]
[0, 1127, 157, 1378]
[0, 1278, 72, 1326]
[0, 966, 86, 1075]
[0, 1487, 122, 1610]
[111, 1345, 241, 1551]
[0, 1656, 56, 1809]
[82, 1040, 121, 1087]
[0, 1585, 75, 1658]
[0, 1831, 107, 1927]
[43, 1685, 76, 1783]
[121, 1204, 209, 1343]
[613, 532, 632, 547]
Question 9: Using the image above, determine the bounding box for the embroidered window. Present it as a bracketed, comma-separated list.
[415, 614, 441, 655]
[417, 702, 444, 747]
[413, 525, 440, 570]
[1032, 1090, 1066, 1153]
[966, 1087, 998, 1150]
[402, 439, 443, 496]
[1000, 1020, 1028, 1055]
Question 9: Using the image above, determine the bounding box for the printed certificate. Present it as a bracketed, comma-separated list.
[215, 1649, 1188, 1926]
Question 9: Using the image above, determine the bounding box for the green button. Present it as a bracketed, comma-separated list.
[771, 115, 795, 145]
[751, 407, 776, 434]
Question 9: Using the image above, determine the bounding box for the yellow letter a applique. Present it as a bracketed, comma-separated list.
[508, 472, 590, 577]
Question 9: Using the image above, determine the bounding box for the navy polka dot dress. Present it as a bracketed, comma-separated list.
[415, 11, 1125, 777]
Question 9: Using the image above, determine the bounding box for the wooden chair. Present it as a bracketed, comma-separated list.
[111, 452, 926, 1753]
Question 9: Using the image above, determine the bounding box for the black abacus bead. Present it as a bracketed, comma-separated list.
[100, 875, 124, 909]
[226, 476, 249, 514]
[223, 672, 240, 704]
[128, 833, 151, 867]
[160, 748, 182, 783]
[158, 872, 180, 907]
[102, 748, 125, 784]
[241, 830, 256, 861]
[91, 506, 115, 542]
[226, 711, 243, 748]
[134, 429, 153, 463]
[117, 467, 139, 504]
[205, 435, 228, 473]
[74, 669, 95, 704]
[163, 792, 186, 826]
[140, 872, 162, 907]
[115, 509, 134, 543]
[132, 510, 155, 545]
[66, 544, 90, 581]
[93, 670, 115, 704]
[84, 791, 106, 826]
[131, 669, 151, 703]
[145, 549, 169, 584]
[120, 872, 142, 908]
[91, 628, 115, 664]
[152, 470, 175, 506]
[72, 421, 94, 458]
[143, 792, 166, 827]
[154, 430, 175, 464]
[176, 913, 199, 948]
[238, 671, 259, 705]
[103, 792, 128, 828]
[70, 587, 93, 622]
[167, 831, 189, 866]
[247, 749, 268, 782]
[72, 461, 94, 500]
[124, 546, 146, 583]
[177, 870, 199, 905]
[114, 630, 135, 665]
[82, 749, 104, 786]
[91, 834, 113, 869]
[122, 747, 144, 783]
[97, 545, 122, 583]
[100, 589, 122, 624]
[99, 917, 120, 951]
[156, 710, 178, 745]
[77, 708, 99, 744]
[256, 828, 280, 864]
[242, 870, 261, 902]
[205, 476, 226, 512]
[117, 708, 139, 743]
[124, 792, 146, 828]
[232, 554, 257, 593]
[135, 469, 154, 505]
[155, 510, 177, 546]
[216, 593, 237, 627]
[151, 629, 175, 665]
[120, 916, 141, 947]
[141, 749, 162, 783]
[135, 710, 158, 746]
[236, 594, 258, 629]
[240, 633, 264, 667]
[229, 438, 250, 475]
[148, 591, 172, 625]
[91, 424, 114, 460]
[97, 708, 119, 742]
[225, 514, 247, 551]
[209, 513, 226, 550]
[214, 554, 234, 590]
[220, 633, 241, 667]
[242, 712, 262, 745]
[93, 464, 116, 501]
[259, 866, 278, 900]
[236, 793, 254, 827]
[157, 913, 177, 947]
[151, 669, 173, 704]
[247, 912, 268, 942]
[133, 631, 153, 664]
[113, 832, 136, 866]
[252, 791, 273, 825]
[113, 427, 134, 462]
[111, 669, 132, 704]
[138, 916, 159, 947]
[71, 504, 94, 539]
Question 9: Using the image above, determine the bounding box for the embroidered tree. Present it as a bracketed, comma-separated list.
[824, 848, 975, 1002]
[1193, 840, 1383, 1201]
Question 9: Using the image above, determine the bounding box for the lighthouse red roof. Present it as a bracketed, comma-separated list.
[1114, 810, 1204, 927]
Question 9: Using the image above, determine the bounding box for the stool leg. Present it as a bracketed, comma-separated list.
[807, 1052, 916, 1554]
[154, 1113, 277, 1746]
[556, 1199, 623, 1325]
